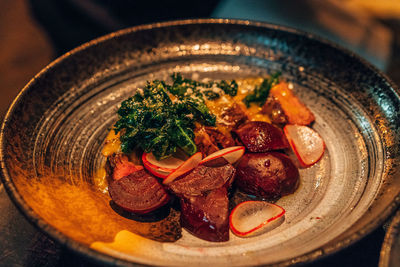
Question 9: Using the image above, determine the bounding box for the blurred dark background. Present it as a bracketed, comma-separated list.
[2, 0, 400, 119]
[1, 0, 400, 266]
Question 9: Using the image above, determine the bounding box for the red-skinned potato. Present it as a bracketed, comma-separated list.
[233, 121, 288, 152]
[235, 152, 299, 200]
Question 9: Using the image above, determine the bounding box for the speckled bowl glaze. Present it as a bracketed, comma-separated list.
[380, 209, 400, 267]
[1, 19, 400, 266]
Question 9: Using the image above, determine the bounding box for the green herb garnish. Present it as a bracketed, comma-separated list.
[114, 74, 234, 160]
[169, 73, 238, 100]
[243, 72, 281, 107]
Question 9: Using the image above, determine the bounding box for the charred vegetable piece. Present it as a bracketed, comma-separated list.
[180, 187, 229, 242]
[201, 156, 230, 168]
[261, 96, 288, 125]
[194, 125, 220, 156]
[204, 126, 236, 149]
[219, 102, 248, 128]
[235, 152, 299, 200]
[233, 121, 288, 152]
[243, 72, 281, 107]
[169, 162, 235, 242]
[270, 82, 315, 125]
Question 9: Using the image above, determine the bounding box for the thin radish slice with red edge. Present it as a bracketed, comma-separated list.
[142, 152, 184, 178]
[200, 146, 245, 165]
[163, 152, 202, 184]
[144, 166, 169, 179]
[229, 201, 285, 237]
[284, 124, 325, 167]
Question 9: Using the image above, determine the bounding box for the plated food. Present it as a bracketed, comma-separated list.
[2, 19, 398, 267]
[102, 73, 325, 242]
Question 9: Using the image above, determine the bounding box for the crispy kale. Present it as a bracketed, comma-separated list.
[243, 72, 281, 107]
[113, 77, 217, 160]
[217, 79, 238, 96]
[169, 73, 238, 100]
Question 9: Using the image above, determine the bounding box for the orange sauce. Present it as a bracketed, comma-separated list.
[102, 130, 121, 156]
[204, 77, 271, 125]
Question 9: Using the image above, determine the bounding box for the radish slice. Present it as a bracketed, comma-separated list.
[200, 146, 245, 165]
[163, 152, 202, 184]
[284, 125, 325, 167]
[229, 201, 285, 237]
[144, 166, 169, 179]
[142, 152, 184, 178]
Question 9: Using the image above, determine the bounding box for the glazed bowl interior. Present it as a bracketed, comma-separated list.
[1, 19, 400, 266]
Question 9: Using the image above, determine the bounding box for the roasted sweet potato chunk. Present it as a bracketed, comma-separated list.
[270, 82, 315, 125]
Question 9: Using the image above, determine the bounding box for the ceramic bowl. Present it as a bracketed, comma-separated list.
[1, 19, 400, 266]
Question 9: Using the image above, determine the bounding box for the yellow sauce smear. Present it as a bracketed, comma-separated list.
[235, 77, 272, 123]
[205, 77, 271, 125]
[102, 130, 121, 156]
[91, 230, 162, 261]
